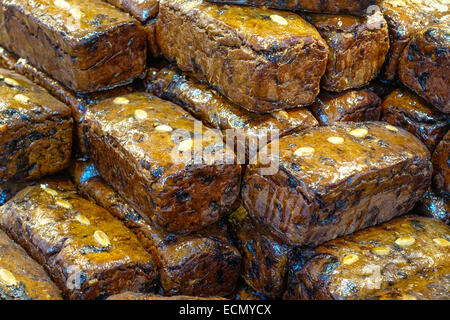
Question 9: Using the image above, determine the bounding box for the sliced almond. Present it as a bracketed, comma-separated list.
[327, 136, 344, 144]
[155, 124, 173, 132]
[88, 279, 98, 285]
[113, 97, 129, 105]
[4, 77, 19, 87]
[54, 0, 71, 10]
[74, 214, 91, 226]
[69, 8, 83, 20]
[401, 294, 417, 300]
[14, 94, 30, 104]
[178, 139, 193, 152]
[134, 109, 148, 120]
[93, 230, 111, 247]
[40, 184, 59, 196]
[294, 147, 314, 157]
[395, 236, 416, 247]
[56, 199, 73, 209]
[270, 14, 288, 25]
[349, 128, 368, 138]
[385, 125, 399, 132]
[342, 254, 359, 265]
[0, 268, 18, 286]
[372, 247, 390, 255]
[272, 110, 289, 120]
[433, 238, 450, 247]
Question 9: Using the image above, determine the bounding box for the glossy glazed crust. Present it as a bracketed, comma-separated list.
[303, 13, 389, 92]
[83, 92, 241, 233]
[417, 189, 449, 225]
[242, 122, 432, 246]
[284, 216, 450, 300]
[145, 19, 162, 58]
[70, 159, 242, 297]
[151, 67, 318, 159]
[156, 0, 328, 113]
[0, 229, 62, 300]
[0, 68, 72, 182]
[381, 88, 449, 152]
[205, 0, 381, 16]
[0, 183, 157, 300]
[309, 89, 381, 125]
[432, 131, 450, 193]
[105, 0, 159, 22]
[380, 0, 448, 81]
[229, 208, 293, 298]
[368, 268, 450, 300]
[0, 0, 147, 93]
[398, 24, 450, 114]
[108, 292, 226, 300]
[0, 35, 135, 156]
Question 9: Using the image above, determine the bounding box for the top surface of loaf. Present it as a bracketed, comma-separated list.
[2, 0, 139, 39]
[0, 183, 152, 277]
[0, 68, 71, 126]
[383, 88, 448, 123]
[85, 92, 235, 170]
[256, 122, 429, 191]
[381, 0, 448, 35]
[163, 0, 324, 51]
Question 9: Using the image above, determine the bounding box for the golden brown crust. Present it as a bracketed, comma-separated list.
[0, 229, 62, 300]
[381, 88, 449, 152]
[303, 13, 389, 92]
[398, 23, 450, 114]
[83, 92, 241, 234]
[0, 182, 157, 300]
[309, 89, 381, 125]
[156, 0, 328, 113]
[380, 0, 448, 81]
[70, 159, 242, 297]
[151, 67, 318, 159]
[205, 0, 381, 16]
[242, 122, 432, 246]
[284, 216, 450, 300]
[0, 0, 147, 93]
[229, 207, 293, 298]
[0, 68, 72, 182]
[432, 131, 450, 193]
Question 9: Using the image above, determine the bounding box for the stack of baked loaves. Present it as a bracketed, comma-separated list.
[0, 0, 448, 300]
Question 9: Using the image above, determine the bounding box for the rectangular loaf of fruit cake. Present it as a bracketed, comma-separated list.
[0, 229, 62, 300]
[205, 0, 382, 16]
[82, 92, 242, 234]
[157, 0, 328, 113]
[302, 13, 390, 92]
[242, 122, 432, 246]
[398, 23, 449, 114]
[380, 0, 448, 81]
[309, 89, 381, 125]
[70, 159, 242, 297]
[381, 87, 449, 152]
[0, 0, 147, 93]
[284, 216, 450, 300]
[229, 207, 294, 299]
[0, 181, 158, 300]
[0, 68, 72, 183]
